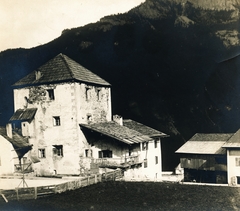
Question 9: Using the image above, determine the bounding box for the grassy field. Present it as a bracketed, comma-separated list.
[1, 181, 240, 211]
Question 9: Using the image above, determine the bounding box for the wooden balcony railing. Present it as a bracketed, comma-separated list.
[92, 155, 141, 168]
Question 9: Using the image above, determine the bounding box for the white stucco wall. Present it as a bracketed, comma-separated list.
[0, 136, 17, 175]
[227, 149, 240, 185]
[136, 138, 162, 180]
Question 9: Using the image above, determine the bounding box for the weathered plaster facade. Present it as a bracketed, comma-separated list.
[13, 82, 111, 175]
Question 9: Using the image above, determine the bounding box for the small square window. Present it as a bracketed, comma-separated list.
[99, 150, 112, 158]
[53, 145, 63, 157]
[87, 114, 92, 123]
[154, 140, 158, 148]
[47, 89, 55, 100]
[236, 158, 240, 166]
[144, 159, 148, 168]
[53, 116, 61, 126]
[85, 149, 92, 157]
[38, 149, 46, 158]
[155, 156, 158, 164]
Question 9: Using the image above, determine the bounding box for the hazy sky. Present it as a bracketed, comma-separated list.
[0, 0, 144, 52]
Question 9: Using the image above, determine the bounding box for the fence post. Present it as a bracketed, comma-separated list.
[34, 187, 37, 199]
[54, 185, 57, 193]
[67, 182, 70, 191]
[95, 174, 97, 184]
[16, 188, 19, 201]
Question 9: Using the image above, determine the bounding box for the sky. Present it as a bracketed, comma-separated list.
[0, 0, 144, 52]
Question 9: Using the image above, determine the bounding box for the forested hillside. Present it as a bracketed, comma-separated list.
[1, 0, 240, 169]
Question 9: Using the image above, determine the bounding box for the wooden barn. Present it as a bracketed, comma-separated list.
[175, 133, 233, 184]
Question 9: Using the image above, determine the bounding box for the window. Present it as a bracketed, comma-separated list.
[85, 149, 92, 157]
[129, 147, 133, 156]
[53, 116, 61, 126]
[144, 159, 148, 168]
[47, 89, 55, 100]
[236, 158, 240, 166]
[85, 87, 91, 101]
[38, 149, 46, 158]
[96, 88, 101, 101]
[142, 142, 148, 151]
[155, 156, 158, 164]
[99, 150, 112, 158]
[154, 140, 158, 148]
[87, 114, 92, 123]
[53, 145, 63, 157]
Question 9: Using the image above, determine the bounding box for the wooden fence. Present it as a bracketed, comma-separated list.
[0, 170, 123, 202]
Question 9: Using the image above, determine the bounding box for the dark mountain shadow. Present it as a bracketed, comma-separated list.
[0, 0, 240, 170]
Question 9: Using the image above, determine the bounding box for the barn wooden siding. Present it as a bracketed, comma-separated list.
[180, 154, 227, 171]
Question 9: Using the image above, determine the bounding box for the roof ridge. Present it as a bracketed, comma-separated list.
[60, 54, 75, 79]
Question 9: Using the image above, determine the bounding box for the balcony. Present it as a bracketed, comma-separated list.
[92, 155, 142, 169]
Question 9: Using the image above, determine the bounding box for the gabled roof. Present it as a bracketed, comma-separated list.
[80, 121, 153, 145]
[175, 133, 233, 155]
[13, 54, 110, 87]
[9, 108, 37, 122]
[0, 127, 32, 159]
[222, 129, 240, 148]
[123, 119, 168, 138]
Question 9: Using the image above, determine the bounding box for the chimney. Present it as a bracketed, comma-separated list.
[6, 123, 12, 139]
[113, 115, 123, 126]
[35, 70, 42, 80]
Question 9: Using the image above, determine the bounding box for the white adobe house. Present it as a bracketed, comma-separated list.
[7, 53, 168, 180]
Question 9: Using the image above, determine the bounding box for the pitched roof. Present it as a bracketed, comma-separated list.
[0, 127, 32, 158]
[9, 108, 37, 122]
[222, 129, 240, 148]
[123, 119, 168, 138]
[13, 53, 110, 87]
[80, 121, 153, 145]
[175, 133, 233, 155]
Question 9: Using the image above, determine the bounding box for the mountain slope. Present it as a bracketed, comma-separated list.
[0, 0, 240, 169]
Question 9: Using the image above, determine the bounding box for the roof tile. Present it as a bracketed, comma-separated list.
[13, 54, 110, 87]
[123, 119, 168, 137]
[222, 129, 240, 148]
[80, 121, 152, 145]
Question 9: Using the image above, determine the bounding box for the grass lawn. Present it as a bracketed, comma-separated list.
[1, 181, 240, 211]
